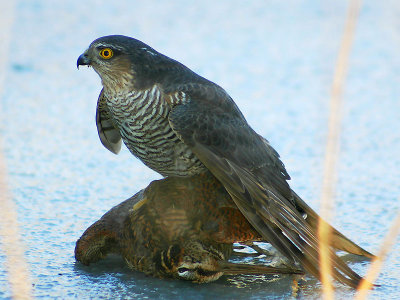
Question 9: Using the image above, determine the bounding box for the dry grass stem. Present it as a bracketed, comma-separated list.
[318, 0, 362, 299]
[354, 210, 400, 300]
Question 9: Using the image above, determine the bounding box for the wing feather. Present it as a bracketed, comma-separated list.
[168, 85, 369, 287]
[96, 89, 122, 154]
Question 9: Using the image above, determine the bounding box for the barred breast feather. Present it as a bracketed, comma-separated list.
[103, 84, 205, 176]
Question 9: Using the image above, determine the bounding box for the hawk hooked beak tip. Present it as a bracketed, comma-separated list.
[77, 52, 91, 69]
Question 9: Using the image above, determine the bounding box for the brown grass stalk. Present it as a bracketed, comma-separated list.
[354, 210, 400, 300]
[0, 2, 32, 298]
[318, 0, 362, 298]
[0, 140, 33, 300]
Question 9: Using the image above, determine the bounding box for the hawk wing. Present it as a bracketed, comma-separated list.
[96, 89, 122, 154]
[168, 84, 363, 288]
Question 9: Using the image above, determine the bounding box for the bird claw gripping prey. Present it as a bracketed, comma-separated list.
[77, 35, 375, 287]
[75, 173, 304, 283]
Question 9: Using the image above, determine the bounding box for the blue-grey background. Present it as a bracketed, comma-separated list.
[0, 0, 399, 299]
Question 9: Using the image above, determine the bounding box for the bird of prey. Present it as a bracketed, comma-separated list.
[75, 172, 303, 282]
[77, 35, 374, 288]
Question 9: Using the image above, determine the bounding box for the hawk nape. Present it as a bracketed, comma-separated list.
[77, 35, 374, 288]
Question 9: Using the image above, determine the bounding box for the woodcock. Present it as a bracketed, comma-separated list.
[75, 173, 304, 283]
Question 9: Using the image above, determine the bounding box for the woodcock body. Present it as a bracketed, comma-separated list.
[75, 173, 303, 282]
[77, 35, 375, 287]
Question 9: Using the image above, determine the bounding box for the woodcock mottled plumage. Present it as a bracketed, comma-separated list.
[75, 173, 304, 282]
[77, 35, 374, 287]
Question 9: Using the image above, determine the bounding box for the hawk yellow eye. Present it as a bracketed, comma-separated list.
[99, 48, 113, 59]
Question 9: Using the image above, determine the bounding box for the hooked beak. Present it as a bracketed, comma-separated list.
[77, 50, 91, 69]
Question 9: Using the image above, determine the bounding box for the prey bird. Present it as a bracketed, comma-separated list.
[75, 172, 303, 282]
[77, 35, 374, 288]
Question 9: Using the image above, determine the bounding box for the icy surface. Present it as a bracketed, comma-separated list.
[0, 0, 399, 299]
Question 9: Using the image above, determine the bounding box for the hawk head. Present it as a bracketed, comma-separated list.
[77, 35, 182, 90]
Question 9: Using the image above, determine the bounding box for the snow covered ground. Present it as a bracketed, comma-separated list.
[0, 1, 399, 299]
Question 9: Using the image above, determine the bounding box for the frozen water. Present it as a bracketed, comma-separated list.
[0, 0, 399, 299]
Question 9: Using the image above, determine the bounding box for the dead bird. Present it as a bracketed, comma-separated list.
[75, 172, 303, 283]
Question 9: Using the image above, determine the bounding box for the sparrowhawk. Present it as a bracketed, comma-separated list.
[77, 35, 373, 288]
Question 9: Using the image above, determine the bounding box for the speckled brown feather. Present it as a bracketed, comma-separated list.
[75, 173, 303, 282]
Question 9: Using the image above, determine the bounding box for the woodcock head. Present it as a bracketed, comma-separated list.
[153, 240, 302, 283]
